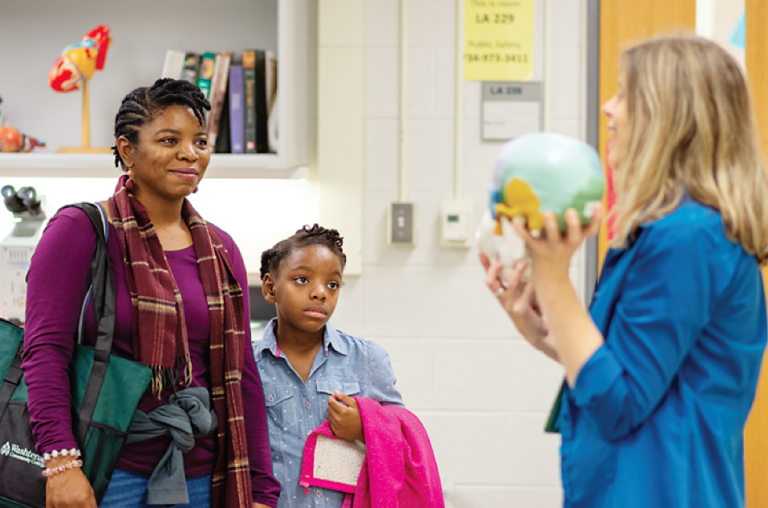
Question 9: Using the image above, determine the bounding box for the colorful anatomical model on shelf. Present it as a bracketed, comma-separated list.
[0, 96, 45, 153]
[0, 126, 46, 153]
[47, 25, 113, 153]
[48, 25, 112, 92]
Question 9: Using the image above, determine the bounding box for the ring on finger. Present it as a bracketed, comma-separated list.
[494, 287, 505, 297]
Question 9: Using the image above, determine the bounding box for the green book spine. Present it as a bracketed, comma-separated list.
[196, 52, 216, 100]
[243, 50, 257, 154]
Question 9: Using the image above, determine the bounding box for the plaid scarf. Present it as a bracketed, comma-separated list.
[108, 175, 253, 508]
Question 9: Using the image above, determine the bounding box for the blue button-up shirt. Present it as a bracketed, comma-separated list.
[556, 201, 767, 508]
[253, 319, 404, 508]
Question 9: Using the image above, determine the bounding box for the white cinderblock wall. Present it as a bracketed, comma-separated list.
[328, 1, 589, 506]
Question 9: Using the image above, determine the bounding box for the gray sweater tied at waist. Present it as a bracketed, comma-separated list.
[126, 386, 217, 505]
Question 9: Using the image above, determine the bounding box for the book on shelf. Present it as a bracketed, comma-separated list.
[162, 50, 185, 79]
[266, 52, 278, 153]
[180, 53, 200, 85]
[254, 50, 270, 154]
[242, 50, 258, 154]
[196, 52, 216, 101]
[266, 51, 277, 114]
[268, 91, 279, 154]
[228, 65, 245, 154]
[215, 88, 232, 154]
[158, 48, 277, 156]
[208, 51, 233, 151]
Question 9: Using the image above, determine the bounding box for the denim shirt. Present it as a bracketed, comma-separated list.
[253, 319, 404, 508]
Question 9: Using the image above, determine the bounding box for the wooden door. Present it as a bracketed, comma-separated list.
[598, 2, 768, 504]
[744, 2, 768, 505]
[597, 1, 696, 269]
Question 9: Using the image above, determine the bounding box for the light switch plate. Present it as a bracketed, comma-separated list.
[388, 202, 416, 246]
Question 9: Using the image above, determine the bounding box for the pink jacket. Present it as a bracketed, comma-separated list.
[300, 397, 444, 508]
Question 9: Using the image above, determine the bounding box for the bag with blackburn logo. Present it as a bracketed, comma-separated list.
[0, 203, 153, 508]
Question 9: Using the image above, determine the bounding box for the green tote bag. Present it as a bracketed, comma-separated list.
[0, 203, 153, 508]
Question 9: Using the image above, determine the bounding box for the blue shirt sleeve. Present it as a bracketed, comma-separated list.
[571, 220, 721, 442]
[365, 340, 405, 407]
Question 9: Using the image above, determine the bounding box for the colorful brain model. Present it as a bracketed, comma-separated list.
[489, 132, 604, 235]
[476, 132, 605, 278]
[48, 25, 112, 93]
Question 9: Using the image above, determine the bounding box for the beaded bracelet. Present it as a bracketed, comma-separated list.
[42, 448, 81, 462]
[42, 459, 83, 477]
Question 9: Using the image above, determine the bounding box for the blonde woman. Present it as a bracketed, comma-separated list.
[484, 35, 768, 507]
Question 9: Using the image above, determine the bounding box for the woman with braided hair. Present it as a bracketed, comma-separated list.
[22, 78, 279, 508]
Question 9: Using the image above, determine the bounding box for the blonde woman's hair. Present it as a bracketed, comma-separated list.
[611, 35, 768, 264]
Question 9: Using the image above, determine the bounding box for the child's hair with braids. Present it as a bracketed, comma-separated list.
[260, 224, 347, 281]
[111, 78, 211, 170]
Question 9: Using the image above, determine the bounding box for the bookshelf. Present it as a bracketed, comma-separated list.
[0, 0, 316, 180]
[0, 154, 308, 179]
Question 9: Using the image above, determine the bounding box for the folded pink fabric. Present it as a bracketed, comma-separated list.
[300, 397, 444, 508]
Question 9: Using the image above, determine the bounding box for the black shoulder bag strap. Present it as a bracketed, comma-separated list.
[0, 204, 116, 448]
[0, 327, 24, 422]
[68, 203, 117, 447]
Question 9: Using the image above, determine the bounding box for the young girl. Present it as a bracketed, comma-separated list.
[253, 224, 404, 508]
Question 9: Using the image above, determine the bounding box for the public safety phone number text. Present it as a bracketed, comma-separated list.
[464, 53, 529, 63]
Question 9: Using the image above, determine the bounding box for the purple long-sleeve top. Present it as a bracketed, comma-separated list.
[21, 205, 280, 506]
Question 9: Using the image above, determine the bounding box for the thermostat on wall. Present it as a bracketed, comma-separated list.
[440, 200, 473, 248]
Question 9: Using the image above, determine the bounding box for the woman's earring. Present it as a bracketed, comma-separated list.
[125, 164, 135, 190]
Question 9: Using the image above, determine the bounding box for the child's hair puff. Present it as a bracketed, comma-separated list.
[260, 224, 346, 280]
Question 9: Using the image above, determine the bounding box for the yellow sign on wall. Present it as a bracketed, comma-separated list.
[464, 0, 535, 81]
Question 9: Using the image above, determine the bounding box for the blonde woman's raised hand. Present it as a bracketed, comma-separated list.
[512, 205, 602, 285]
[480, 253, 559, 362]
